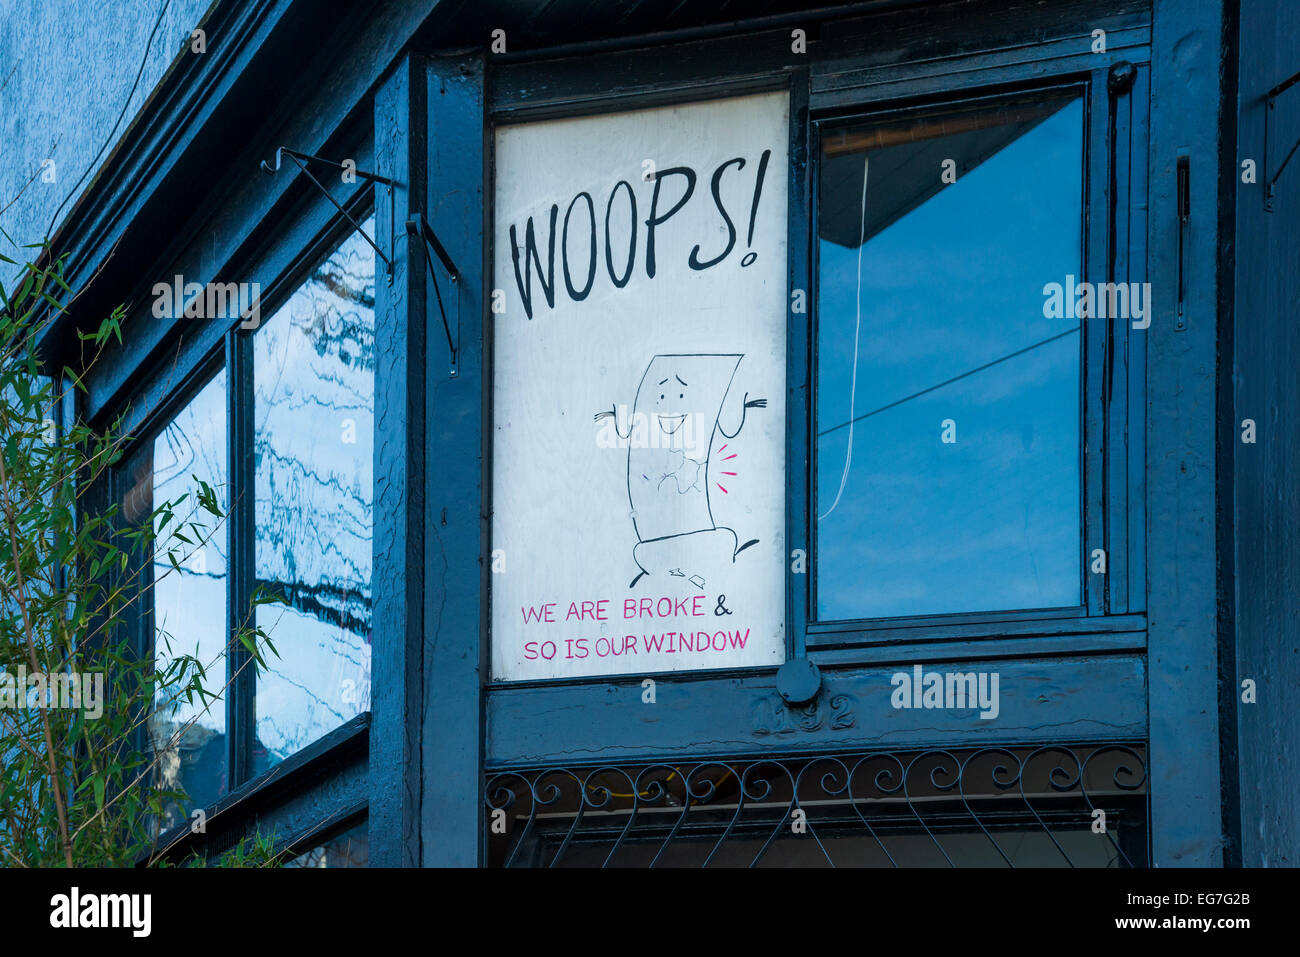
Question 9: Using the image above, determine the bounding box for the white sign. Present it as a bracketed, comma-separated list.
[491, 91, 789, 681]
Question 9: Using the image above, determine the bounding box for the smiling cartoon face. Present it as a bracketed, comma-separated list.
[634, 355, 741, 454]
[653, 372, 692, 435]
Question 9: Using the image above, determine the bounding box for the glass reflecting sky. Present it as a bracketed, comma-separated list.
[149, 369, 228, 821]
[816, 96, 1084, 620]
[254, 220, 375, 770]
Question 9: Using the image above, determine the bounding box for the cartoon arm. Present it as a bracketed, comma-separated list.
[718, 393, 767, 439]
[594, 403, 634, 440]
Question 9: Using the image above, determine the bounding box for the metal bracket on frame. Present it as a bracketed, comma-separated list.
[260, 146, 397, 281]
[406, 214, 461, 377]
[1264, 69, 1300, 211]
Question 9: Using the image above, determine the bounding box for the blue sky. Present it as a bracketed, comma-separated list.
[815, 97, 1085, 620]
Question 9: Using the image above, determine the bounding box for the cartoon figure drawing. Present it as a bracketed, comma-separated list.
[595, 353, 767, 588]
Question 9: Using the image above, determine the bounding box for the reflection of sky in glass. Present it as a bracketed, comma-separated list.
[150, 369, 228, 818]
[254, 220, 374, 770]
[816, 98, 1083, 620]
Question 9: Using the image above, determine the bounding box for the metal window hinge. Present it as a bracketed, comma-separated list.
[1265, 68, 1300, 211]
[406, 215, 461, 377]
[260, 147, 397, 280]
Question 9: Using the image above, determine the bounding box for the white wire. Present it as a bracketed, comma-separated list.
[818, 153, 869, 523]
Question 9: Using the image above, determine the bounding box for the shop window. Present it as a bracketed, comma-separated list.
[116, 208, 377, 841]
[120, 369, 229, 827]
[251, 218, 375, 773]
[815, 91, 1086, 622]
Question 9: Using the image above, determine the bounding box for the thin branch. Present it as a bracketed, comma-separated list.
[0, 450, 73, 867]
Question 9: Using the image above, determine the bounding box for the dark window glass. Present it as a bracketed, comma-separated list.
[285, 818, 368, 868]
[122, 370, 229, 825]
[253, 219, 374, 771]
[815, 93, 1084, 621]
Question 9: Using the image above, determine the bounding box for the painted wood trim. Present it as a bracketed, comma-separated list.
[419, 51, 488, 868]
[487, 654, 1148, 768]
[370, 54, 427, 868]
[1144, 0, 1229, 866]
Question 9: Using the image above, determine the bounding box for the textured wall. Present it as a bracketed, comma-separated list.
[0, 0, 213, 267]
[1234, 0, 1300, 868]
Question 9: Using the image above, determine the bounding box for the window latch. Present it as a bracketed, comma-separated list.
[260, 147, 396, 279]
[406, 215, 461, 378]
[1176, 156, 1190, 331]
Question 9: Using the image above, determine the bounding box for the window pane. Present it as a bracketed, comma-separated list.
[815, 93, 1084, 620]
[284, 818, 368, 868]
[125, 370, 228, 824]
[253, 220, 375, 772]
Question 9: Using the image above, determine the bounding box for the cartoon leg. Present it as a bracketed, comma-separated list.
[632, 528, 746, 587]
[628, 547, 650, 588]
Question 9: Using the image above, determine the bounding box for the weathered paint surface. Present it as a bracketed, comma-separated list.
[1143, 0, 1229, 867]
[0, 0, 211, 266]
[1233, 0, 1300, 868]
[487, 656, 1149, 767]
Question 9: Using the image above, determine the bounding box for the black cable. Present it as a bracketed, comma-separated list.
[817, 325, 1081, 438]
[43, 0, 173, 244]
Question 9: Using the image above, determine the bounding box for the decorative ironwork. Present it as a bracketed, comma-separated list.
[485, 743, 1147, 868]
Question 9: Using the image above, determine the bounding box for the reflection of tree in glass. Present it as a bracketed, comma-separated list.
[138, 371, 230, 829]
[284, 821, 368, 868]
[253, 221, 375, 766]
